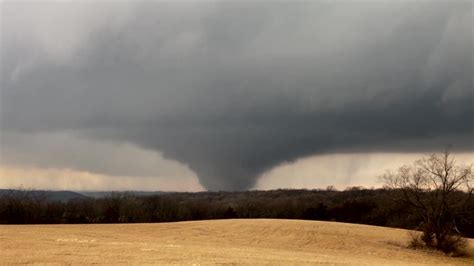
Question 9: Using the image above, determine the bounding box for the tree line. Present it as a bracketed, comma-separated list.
[1, 187, 473, 238]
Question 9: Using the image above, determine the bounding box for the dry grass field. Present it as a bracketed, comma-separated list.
[1, 219, 473, 265]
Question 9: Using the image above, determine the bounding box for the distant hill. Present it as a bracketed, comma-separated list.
[0, 189, 88, 202]
[77, 191, 169, 198]
[0, 189, 169, 201]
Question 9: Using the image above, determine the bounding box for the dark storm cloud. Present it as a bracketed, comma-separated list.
[1, 1, 472, 190]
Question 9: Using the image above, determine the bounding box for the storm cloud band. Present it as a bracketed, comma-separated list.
[1, 1, 473, 190]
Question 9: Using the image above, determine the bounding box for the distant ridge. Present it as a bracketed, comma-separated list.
[0, 189, 171, 201]
[77, 191, 169, 198]
[0, 189, 88, 202]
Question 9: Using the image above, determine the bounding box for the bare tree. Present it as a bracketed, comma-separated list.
[0, 188, 47, 223]
[380, 149, 473, 254]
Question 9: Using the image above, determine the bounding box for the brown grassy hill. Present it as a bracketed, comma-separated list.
[1, 219, 473, 265]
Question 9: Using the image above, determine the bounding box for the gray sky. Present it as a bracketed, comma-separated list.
[1, 1, 473, 191]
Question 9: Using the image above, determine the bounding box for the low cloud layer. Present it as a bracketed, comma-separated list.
[1, 1, 472, 190]
[0, 166, 204, 192]
[256, 152, 474, 190]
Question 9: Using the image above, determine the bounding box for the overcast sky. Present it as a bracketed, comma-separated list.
[1, 1, 473, 191]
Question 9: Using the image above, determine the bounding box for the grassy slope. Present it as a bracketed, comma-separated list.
[1, 219, 473, 265]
